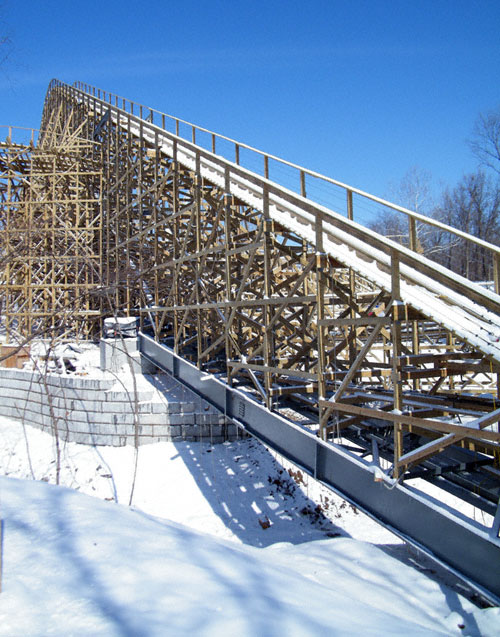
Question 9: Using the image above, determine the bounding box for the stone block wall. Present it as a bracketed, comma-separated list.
[0, 367, 238, 446]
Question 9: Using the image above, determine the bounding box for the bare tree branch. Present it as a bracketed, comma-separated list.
[468, 106, 500, 175]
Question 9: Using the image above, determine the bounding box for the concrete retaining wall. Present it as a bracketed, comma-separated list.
[0, 367, 237, 446]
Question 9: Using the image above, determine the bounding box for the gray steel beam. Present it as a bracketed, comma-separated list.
[139, 332, 500, 605]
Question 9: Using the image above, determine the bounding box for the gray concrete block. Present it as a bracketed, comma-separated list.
[98, 400, 137, 414]
[140, 432, 157, 442]
[195, 413, 221, 425]
[149, 425, 174, 437]
[225, 424, 238, 437]
[165, 425, 181, 438]
[167, 413, 196, 426]
[2, 369, 38, 383]
[208, 436, 225, 444]
[59, 409, 92, 425]
[0, 387, 32, 402]
[115, 424, 142, 437]
[140, 413, 171, 426]
[103, 390, 154, 402]
[49, 396, 71, 410]
[1, 405, 13, 418]
[0, 364, 242, 447]
[100, 338, 138, 373]
[137, 400, 170, 414]
[9, 405, 32, 421]
[51, 375, 113, 391]
[160, 401, 180, 414]
[46, 387, 101, 402]
[181, 425, 200, 438]
[0, 377, 28, 390]
[109, 413, 135, 426]
[136, 401, 153, 414]
[140, 355, 157, 374]
[91, 422, 117, 436]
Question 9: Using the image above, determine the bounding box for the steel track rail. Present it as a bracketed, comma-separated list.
[139, 332, 500, 606]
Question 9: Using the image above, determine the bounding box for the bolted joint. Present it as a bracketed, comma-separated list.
[391, 301, 408, 322]
[316, 252, 327, 271]
[264, 219, 274, 233]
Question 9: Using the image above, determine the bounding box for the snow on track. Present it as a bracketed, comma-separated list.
[103, 107, 500, 362]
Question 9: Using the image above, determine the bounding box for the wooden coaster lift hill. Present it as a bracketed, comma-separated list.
[1, 81, 500, 546]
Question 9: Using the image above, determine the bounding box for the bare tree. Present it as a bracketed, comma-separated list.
[388, 166, 435, 215]
[434, 171, 500, 280]
[468, 106, 500, 175]
[369, 167, 439, 253]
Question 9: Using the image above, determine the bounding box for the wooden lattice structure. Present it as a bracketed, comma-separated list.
[0, 122, 102, 340]
[1, 80, 500, 486]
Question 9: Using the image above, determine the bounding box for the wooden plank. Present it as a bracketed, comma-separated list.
[322, 400, 500, 442]
[398, 407, 500, 467]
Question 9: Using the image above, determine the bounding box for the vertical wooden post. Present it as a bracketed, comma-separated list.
[300, 170, 306, 198]
[412, 318, 420, 392]
[195, 153, 202, 368]
[391, 248, 403, 478]
[263, 187, 274, 409]
[347, 189, 353, 221]
[152, 131, 160, 335]
[409, 216, 418, 252]
[494, 252, 500, 295]
[346, 190, 357, 371]
[316, 212, 328, 439]
[4, 146, 12, 337]
[447, 332, 455, 392]
[172, 142, 180, 354]
[224, 193, 234, 386]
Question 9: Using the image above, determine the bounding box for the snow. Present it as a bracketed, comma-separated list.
[10, 95, 496, 633]
[0, 338, 498, 634]
[116, 106, 500, 361]
[1, 416, 499, 635]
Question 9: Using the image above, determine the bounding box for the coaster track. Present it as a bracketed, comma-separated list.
[1, 79, 500, 602]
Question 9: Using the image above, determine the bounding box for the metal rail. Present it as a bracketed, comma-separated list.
[67, 79, 500, 288]
[0, 125, 38, 146]
[139, 332, 500, 605]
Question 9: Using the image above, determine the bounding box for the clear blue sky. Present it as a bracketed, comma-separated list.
[1, 0, 499, 209]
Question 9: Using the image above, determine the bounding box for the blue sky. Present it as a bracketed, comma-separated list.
[1, 0, 499, 211]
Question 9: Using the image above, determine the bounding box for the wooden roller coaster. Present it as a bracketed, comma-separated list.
[1, 79, 499, 601]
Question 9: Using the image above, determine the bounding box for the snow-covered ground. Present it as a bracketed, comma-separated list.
[1, 414, 499, 635]
[0, 337, 499, 635]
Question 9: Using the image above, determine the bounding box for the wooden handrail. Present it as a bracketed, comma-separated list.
[47, 80, 500, 273]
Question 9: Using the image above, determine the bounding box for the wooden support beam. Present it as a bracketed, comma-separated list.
[322, 400, 500, 443]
